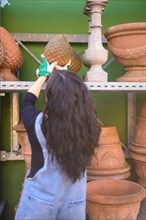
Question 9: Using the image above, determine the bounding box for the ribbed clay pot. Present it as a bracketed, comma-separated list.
[133, 117, 146, 145]
[86, 179, 146, 220]
[87, 126, 131, 181]
[130, 100, 146, 187]
[0, 27, 23, 81]
[130, 142, 146, 188]
[13, 122, 31, 169]
[104, 22, 146, 82]
[44, 34, 82, 73]
[139, 99, 146, 118]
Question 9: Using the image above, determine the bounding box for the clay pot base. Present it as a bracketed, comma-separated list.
[117, 72, 146, 82]
[116, 67, 146, 82]
[0, 68, 19, 81]
[87, 162, 131, 181]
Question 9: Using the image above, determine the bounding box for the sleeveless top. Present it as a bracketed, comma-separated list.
[15, 113, 86, 220]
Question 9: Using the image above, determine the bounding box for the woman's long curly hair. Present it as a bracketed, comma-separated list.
[41, 70, 101, 182]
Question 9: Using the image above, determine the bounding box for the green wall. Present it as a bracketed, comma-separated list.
[1, 0, 145, 219]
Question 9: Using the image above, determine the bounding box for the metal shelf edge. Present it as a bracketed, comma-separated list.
[0, 81, 146, 92]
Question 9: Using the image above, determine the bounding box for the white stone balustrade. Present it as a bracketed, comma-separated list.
[83, 0, 108, 82]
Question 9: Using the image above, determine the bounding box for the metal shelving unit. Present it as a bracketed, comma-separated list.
[0, 81, 145, 161]
[0, 32, 145, 161]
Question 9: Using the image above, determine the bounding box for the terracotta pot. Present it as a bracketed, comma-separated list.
[130, 99, 146, 187]
[139, 99, 146, 118]
[87, 126, 131, 181]
[133, 117, 146, 145]
[104, 22, 146, 82]
[13, 122, 31, 169]
[87, 179, 146, 220]
[87, 143, 130, 181]
[98, 126, 120, 145]
[130, 145, 146, 187]
[130, 142, 146, 155]
[137, 197, 146, 220]
[44, 34, 82, 73]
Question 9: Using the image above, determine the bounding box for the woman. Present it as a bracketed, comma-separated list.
[15, 55, 101, 220]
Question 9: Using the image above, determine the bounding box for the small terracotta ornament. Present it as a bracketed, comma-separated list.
[44, 34, 82, 73]
[0, 26, 23, 81]
[104, 22, 146, 82]
[86, 179, 145, 220]
[13, 122, 31, 169]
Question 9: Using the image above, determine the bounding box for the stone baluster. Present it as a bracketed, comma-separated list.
[83, 0, 108, 82]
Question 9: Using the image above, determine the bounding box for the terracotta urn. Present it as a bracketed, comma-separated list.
[86, 179, 146, 220]
[87, 126, 131, 181]
[13, 122, 31, 169]
[0, 26, 23, 81]
[104, 22, 146, 82]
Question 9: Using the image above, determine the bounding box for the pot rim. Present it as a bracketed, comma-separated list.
[87, 179, 146, 205]
[104, 22, 146, 37]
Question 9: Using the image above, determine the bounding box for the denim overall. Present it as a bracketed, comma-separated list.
[15, 113, 86, 220]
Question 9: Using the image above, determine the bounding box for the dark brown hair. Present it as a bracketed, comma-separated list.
[42, 70, 101, 182]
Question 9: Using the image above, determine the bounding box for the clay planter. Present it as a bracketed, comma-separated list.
[104, 22, 146, 82]
[137, 197, 146, 220]
[139, 99, 146, 118]
[13, 122, 31, 169]
[86, 179, 146, 220]
[87, 126, 131, 181]
[130, 143, 146, 187]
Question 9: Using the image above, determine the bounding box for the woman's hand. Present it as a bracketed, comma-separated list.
[28, 54, 57, 97]
[55, 59, 71, 70]
[36, 54, 57, 77]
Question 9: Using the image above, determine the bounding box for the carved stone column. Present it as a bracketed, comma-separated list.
[83, 0, 108, 82]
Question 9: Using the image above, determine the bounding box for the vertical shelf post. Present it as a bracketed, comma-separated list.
[127, 92, 136, 153]
[10, 92, 19, 152]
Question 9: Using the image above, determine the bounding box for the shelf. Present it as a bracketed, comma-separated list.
[0, 81, 145, 162]
[1, 81, 146, 92]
